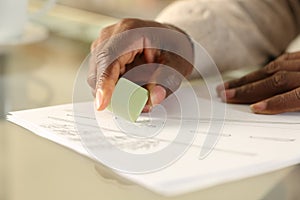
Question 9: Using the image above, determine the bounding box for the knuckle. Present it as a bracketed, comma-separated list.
[239, 83, 256, 95]
[272, 95, 286, 106]
[97, 29, 109, 40]
[118, 18, 131, 24]
[117, 18, 139, 30]
[265, 61, 280, 74]
[270, 71, 288, 88]
[99, 24, 115, 36]
[100, 27, 108, 35]
[294, 88, 300, 101]
[95, 74, 107, 89]
[91, 40, 99, 51]
[281, 53, 291, 60]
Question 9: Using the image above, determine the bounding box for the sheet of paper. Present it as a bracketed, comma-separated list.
[7, 81, 300, 196]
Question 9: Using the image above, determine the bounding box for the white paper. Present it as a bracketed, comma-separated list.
[7, 82, 300, 196]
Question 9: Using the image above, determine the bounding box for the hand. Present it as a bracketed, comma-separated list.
[217, 51, 300, 114]
[87, 18, 193, 112]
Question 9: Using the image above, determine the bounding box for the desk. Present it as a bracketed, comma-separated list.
[1, 32, 300, 200]
[2, 120, 300, 200]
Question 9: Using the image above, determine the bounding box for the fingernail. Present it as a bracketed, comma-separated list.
[251, 102, 267, 113]
[220, 89, 235, 101]
[95, 89, 103, 110]
[150, 85, 166, 106]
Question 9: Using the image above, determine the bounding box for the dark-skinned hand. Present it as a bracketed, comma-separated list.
[87, 18, 193, 112]
[217, 51, 300, 114]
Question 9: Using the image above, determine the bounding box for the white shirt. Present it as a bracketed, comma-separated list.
[156, 0, 300, 73]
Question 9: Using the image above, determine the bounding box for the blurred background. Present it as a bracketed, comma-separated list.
[59, 0, 174, 19]
[29, 0, 174, 42]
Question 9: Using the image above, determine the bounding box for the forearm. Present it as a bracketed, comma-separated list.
[156, 0, 300, 73]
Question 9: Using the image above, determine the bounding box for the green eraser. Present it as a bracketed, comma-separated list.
[107, 78, 149, 122]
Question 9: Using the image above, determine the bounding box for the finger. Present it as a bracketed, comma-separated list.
[95, 49, 144, 111]
[142, 85, 166, 113]
[276, 52, 300, 61]
[149, 85, 167, 105]
[217, 59, 300, 95]
[217, 69, 270, 95]
[93, 28, 148, 110]
[250, 87, 300, 114]
[95, 60, 121, 111]
[94, 40, 159, 111]
[263, 59, 300, 74]
[221, 71, 300, 104]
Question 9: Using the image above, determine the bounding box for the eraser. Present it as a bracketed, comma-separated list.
[107, 78, 149, 122]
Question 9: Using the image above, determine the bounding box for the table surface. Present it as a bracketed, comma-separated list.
[1, 30, 300, 200]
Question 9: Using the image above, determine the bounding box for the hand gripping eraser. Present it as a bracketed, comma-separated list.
[107, 78, 149, 122]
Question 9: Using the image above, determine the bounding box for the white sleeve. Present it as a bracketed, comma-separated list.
[156, 0, 300, 75]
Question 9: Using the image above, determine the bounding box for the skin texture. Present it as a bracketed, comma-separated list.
[217, 51, 300, 114]
[88, 18, 193, 112]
